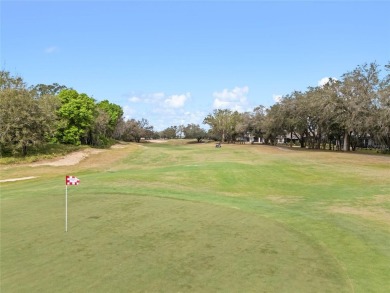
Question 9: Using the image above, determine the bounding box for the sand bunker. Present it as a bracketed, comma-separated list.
[30, 148, 105, 167]
[1, 145, 128, 182]
[0, 176, 37, 183]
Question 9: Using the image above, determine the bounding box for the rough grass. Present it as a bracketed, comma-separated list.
[0, 143, 85, 164]
[1, 140, 389, 292]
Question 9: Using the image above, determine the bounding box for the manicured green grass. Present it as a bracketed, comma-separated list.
[1, 141, 389, 292]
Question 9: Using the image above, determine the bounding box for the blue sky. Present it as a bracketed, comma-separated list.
[1, 0, 389, 130]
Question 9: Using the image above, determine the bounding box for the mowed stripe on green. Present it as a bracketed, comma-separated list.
[1, 141, 389, 292]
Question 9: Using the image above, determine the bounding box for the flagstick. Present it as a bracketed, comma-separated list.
[65, 184, 68, 232]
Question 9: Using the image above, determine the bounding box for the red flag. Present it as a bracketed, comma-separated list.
[66, 175, 80, 186]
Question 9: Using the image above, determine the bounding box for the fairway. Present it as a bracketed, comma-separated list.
[1, 141, 390, 292]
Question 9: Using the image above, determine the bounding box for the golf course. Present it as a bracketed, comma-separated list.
[1, 140, 389, 292]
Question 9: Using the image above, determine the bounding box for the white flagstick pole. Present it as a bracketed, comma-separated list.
[65, 184, 68, 232]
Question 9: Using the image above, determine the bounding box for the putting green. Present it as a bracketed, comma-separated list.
[1, 194, 349, 292]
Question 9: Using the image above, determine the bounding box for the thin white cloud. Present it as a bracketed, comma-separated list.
[184, 110, 206, 123]
[164, 93, 190, 108]
[129, 96, 141, 103]
[318, 77, 338, 87]
[44, 46, 58, 54]
[123, 105, 135, 119]
[152, 92, 165, 99]
[127, 92, 189, 108]
[273, 94, 283, 103]
[152, 107, 176, 115]
[154, 109, 206, 130]
[212, 86, 249, 111]
[126, 92, 165, 104]
[144, 92, 165, 103]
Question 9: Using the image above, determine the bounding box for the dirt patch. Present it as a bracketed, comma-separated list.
[30, 148, 105, 167]
[0, 176, 37, 183]
[266, 195, 302, 204]
[110, 145, 126, 149]
[371, 195, 390, 204]
[147, 139, 168, 143]
[329, 205, 390, 226]
[277, 147, 292, 152]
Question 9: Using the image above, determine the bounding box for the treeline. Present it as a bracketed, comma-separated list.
[1, 61, 389, 156]
[0, 70, 210, 156]
[203, 62, 390, 152]
[0, 71, 160, 156]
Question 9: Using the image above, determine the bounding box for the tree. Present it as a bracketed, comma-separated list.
[30, 83, 67, 98]
[1, 89, 38, 155]
[0, 72, 58, 155]
[374, 62, 390, 150]
[138, 118, 154, 140]
[183, 124, 207, 142]
[275, 92, 308, 148]
[234, 112, 251, 141]
[251, 105, 267, 140]
[161, 126, 177, 139]
[113, 117, 126, 140]
[0, 70, 26, 90]
[309, 79, 345, 150]
[56, 89, 96, 145]
[121, 118, 154, 142]
[258, 62, 387, 151]
[89, 108, 111, 146]
[203, 109, 240, 142]
[37, 93, 62, 142]
[337, 63, 380, 151]
[96, 100, 124, 137]
[176, 124, 185, 138]
[262, 103, 285, 145]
